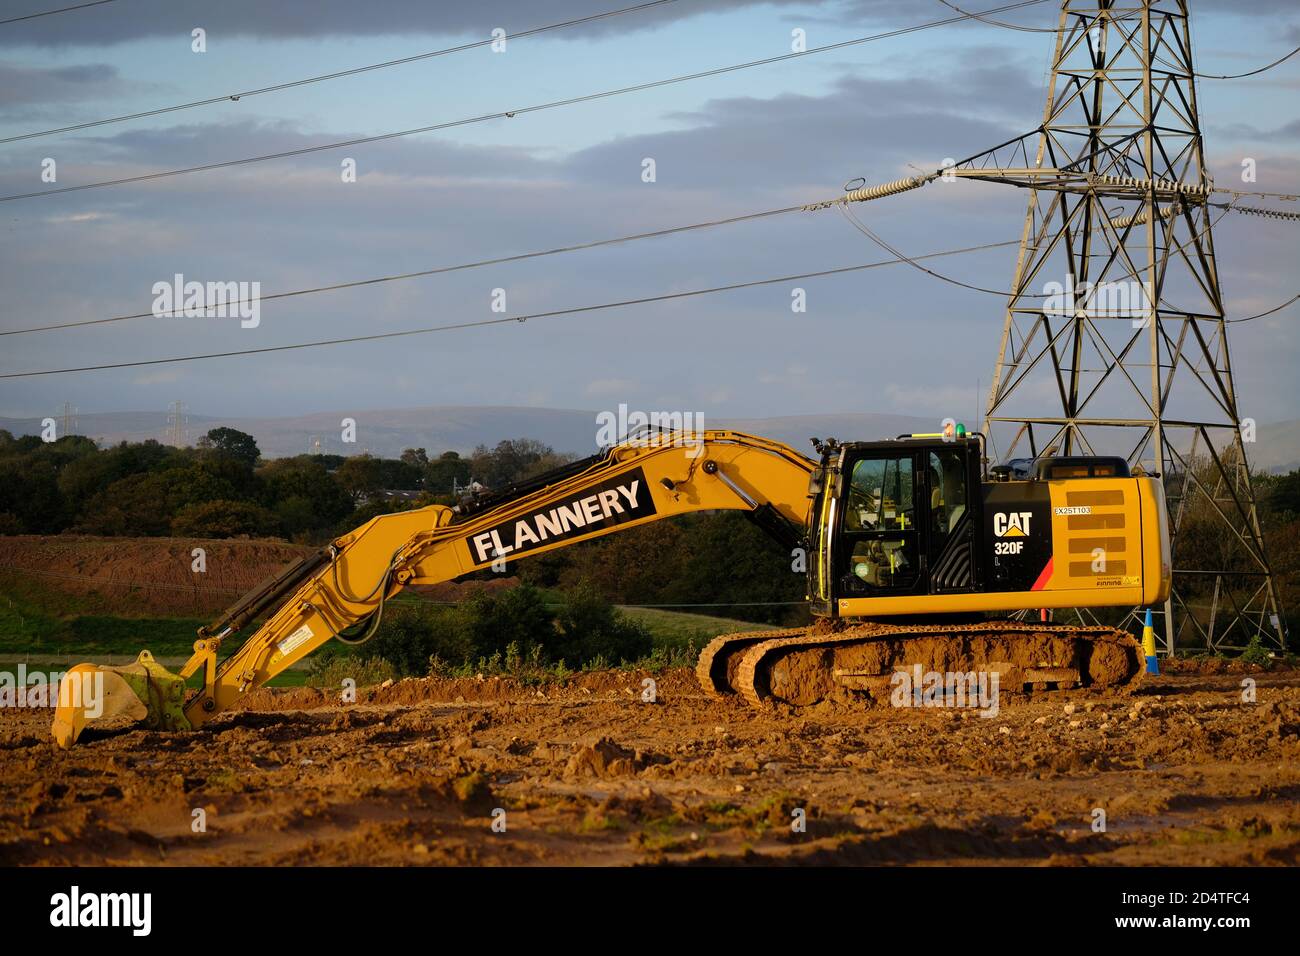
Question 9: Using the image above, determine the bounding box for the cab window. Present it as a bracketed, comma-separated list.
[845, 456, 914, 531]
[928, 449, 968, 535]
[841, 454, 918, 593]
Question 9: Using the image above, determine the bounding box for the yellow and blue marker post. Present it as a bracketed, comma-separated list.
[1141, 608, 1159, 675]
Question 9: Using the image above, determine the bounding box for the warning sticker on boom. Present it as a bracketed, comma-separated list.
[277, 623, 314, 657]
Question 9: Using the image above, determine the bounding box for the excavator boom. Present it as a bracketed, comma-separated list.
[53, 431, 815, 746]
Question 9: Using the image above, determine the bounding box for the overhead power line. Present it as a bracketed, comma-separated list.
[2, 178, 1292, 340]
[935, 0, 1055, 32]
[936, 1, 1300, 79]
[1213, 186, 1299, 203]
[0, 0, 1053, 203]
[1211, 201, 1300, 222]
[0, 239, 1021, 379]
[0, 0, 682, 145]
[1227, 293, 1300, 324]
[839, 201, 1278, 317]
[1186, 45, 1299, 80]
[0, 0, 115, 25]
[0, 203, 809, 337]
[838, 203, 1051, 297]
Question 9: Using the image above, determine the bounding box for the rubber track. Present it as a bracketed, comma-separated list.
[728, 620, 1139, 709]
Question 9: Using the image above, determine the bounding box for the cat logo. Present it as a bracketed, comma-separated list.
[993, 511, 1032, 537]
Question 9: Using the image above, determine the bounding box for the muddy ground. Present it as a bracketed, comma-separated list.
[1, 664, 1298, 866]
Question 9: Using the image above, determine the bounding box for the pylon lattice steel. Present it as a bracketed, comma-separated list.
[167, 400, 187, 448]
[954, 0, 1284, 651]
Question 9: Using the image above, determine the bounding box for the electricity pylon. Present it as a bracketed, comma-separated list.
[58, 402, 78, 438]
[950, 0, 1284, 652]
[167, 400, 187, 448]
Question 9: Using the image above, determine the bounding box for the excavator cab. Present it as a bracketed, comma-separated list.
[808, 435, 983, 617]
[808, 431, 1169, 624]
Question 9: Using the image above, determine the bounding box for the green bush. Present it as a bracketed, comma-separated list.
[170, 499, 277, 538]
[307, 652, 396, 690]
[551, 580, 652, 666]
[1239, 634, 1273, 668]
[352, 583, 651, 677]
[456, 584, 554, 663]
[354, 603, 471, 677]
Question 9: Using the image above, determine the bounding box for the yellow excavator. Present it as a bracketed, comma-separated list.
[53, 427, 1170, 747]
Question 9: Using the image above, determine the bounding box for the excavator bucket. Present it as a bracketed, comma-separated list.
[51, 651, 191, 749]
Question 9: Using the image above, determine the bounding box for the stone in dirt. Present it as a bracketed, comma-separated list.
[565, 737, 639, 778]
[451, 773, 495, 815]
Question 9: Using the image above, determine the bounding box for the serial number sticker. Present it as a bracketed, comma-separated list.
[1054, 506, 1092, 516]
[277, 623, 314, 657]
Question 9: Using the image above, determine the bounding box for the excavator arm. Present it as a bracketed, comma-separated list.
[53, 431, 814, 746]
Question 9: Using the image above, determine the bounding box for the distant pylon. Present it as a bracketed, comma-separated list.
[58, 402, 77, 438]
[167, 400, 187, 447]
[963, 0, 1284, 651]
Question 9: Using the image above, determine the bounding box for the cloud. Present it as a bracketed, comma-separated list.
[44, 211, 113, 223]
[56, 117, 553, 181]
[0, 62, 130, 122]
[585, 377, 637, 396]
[567, 62, 1042, 193]
[131, 369, 182, 385]
[0, 0, 814, 47]
[1214, 118, 1300, 143]
[883, 381, 983, 418]
[0, 49, 1038, 203]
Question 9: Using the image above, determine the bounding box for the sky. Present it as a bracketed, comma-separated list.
[0, 0, 1297, 437]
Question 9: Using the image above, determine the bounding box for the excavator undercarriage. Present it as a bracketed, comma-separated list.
[697, 619, 1143, 708]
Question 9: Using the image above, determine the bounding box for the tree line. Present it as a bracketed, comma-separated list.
[1, 426, 1294, 635]
[0, 426, 804, 625]
[0, 427, 571, 543]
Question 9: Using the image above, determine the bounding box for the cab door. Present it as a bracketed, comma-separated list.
[837, 451, 924, 597]
[924, 446, 979, 593]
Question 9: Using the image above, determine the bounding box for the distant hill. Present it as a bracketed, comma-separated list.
[2, 407, 1297, 472]
[1247, 419, 1300, 474]
[0, 406, 935, 460]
